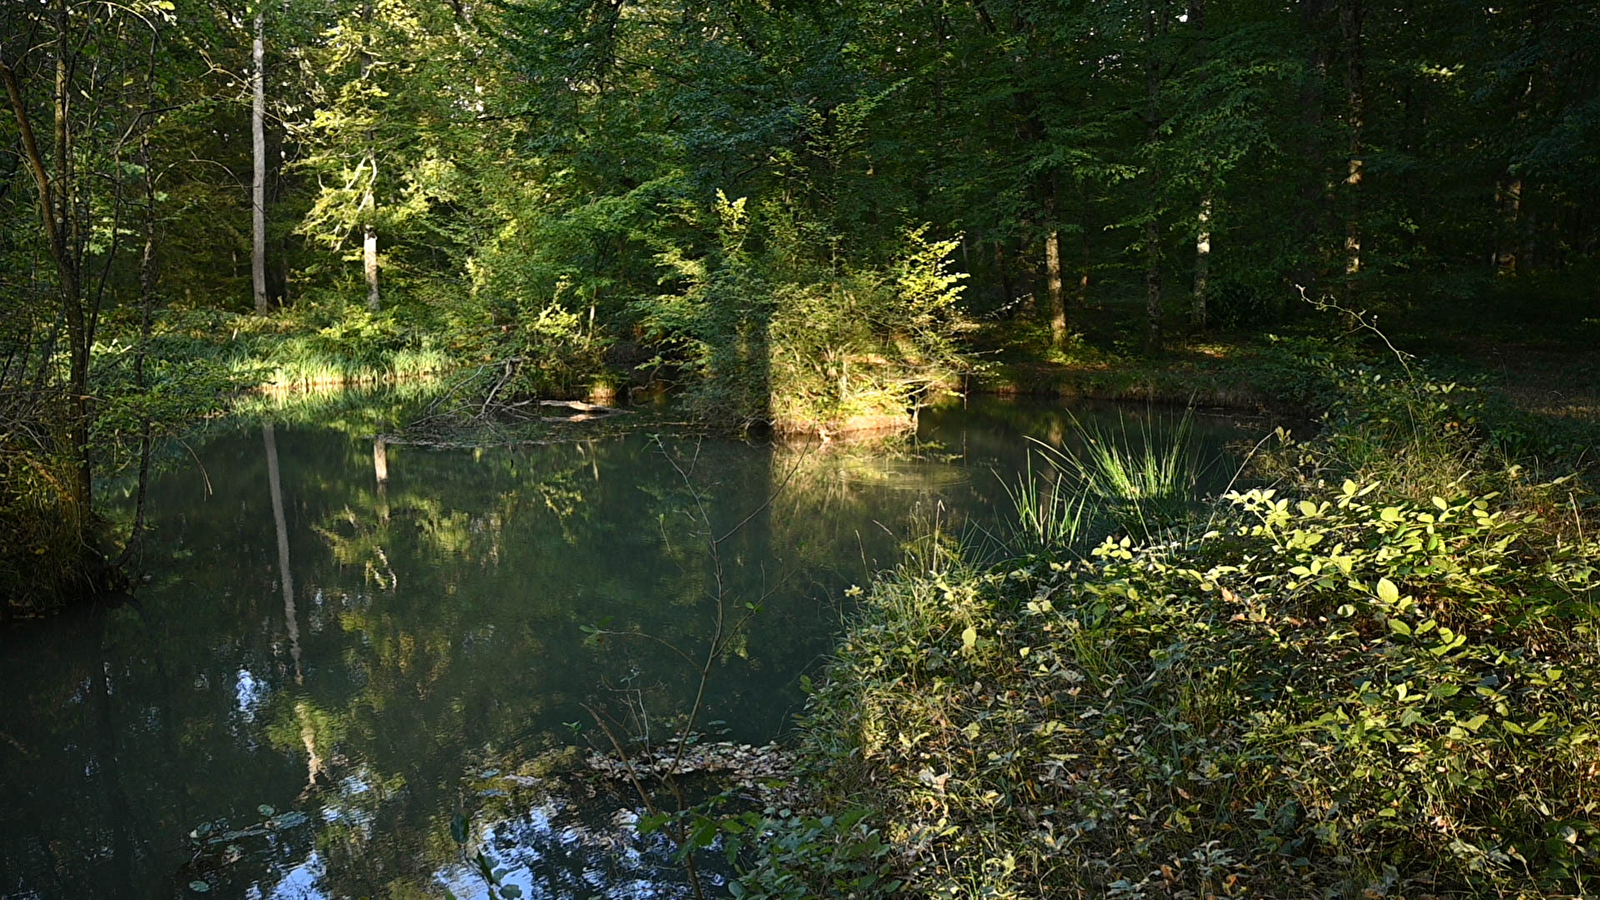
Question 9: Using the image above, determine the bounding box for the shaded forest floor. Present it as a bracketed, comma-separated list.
[969, 291, 1600, 471]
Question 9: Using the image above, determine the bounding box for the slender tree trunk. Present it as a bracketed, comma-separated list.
[1496, 177, 1521, 274]
[1192, 193, 1211, 329]
[1293, 0, 1333, 300]
[1339, 0, 1365, 307]
[1143, 3, 1166, 352]
[1189, 0, 1210, 331]
[252, 5, 268, 314]
[1522, 191, 1537, 271]
[1077, 189, 1091, 308]
[115, 133, 157, 567]
[361, 0, 379, 311]
[50, 0, 92, 508]
[995, 240, 1015, 310]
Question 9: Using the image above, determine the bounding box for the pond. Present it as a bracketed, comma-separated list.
[0, 395, 1262, 900]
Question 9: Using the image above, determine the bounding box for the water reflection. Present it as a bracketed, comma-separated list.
[0, 396, 1258, 898]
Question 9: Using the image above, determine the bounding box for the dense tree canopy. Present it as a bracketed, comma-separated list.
[1, 0, 1597, 592]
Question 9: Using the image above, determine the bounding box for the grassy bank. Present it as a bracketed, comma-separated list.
[744, 360, 1600, 898]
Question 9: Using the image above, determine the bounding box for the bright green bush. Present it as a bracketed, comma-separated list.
[640, 193, 971, 433]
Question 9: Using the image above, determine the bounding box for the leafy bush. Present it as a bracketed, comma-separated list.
[773, 377, 1600, 898]
[639, 193, 971, 433]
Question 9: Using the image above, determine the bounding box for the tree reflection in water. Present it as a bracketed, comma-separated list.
[0, 394, 1252, 898]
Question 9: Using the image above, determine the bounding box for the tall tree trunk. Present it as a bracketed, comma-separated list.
[1045, 227, 1067, 348]
[1192, 193, 1211, 329]
[1189, 0, 1210, 331]
[1143, 3, 1166, 352]
[361, 0, 379, 311]
[1339, 0, 1365, 307]
[115, 133, 157, 567]
[252, 5, 268, 314]
[53, 0, 91, 508]
[1496, 177, 1521, 274]
[1293, 0, 1333, 300]
[994, 240, 1015, 310]
[1077, 189, 1092, 308]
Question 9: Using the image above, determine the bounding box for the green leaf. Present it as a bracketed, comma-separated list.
[1432, 496, 1449, 511]
[961, 625, 977, 652]
[189, 882, 211, 894]
[1388, 618, 1412, 636]
[1376, 578, 1400, 604]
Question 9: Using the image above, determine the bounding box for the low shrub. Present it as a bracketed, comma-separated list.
[759, 377, 1600, 899]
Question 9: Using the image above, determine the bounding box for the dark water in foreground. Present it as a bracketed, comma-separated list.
[0, 396, 1259, 900]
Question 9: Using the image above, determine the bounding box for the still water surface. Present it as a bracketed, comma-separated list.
[0, 396, 1256, 899]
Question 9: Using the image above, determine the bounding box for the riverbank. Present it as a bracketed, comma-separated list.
[747, 352, 1600, 898]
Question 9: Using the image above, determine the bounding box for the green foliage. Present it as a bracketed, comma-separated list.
[0, 430, 90, 614]
[780, 379, 1600, 898]
[640, 192, 971, 432]
[722, 808, 902, 900]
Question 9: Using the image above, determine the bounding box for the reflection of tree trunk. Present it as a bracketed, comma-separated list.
[91, 613, 136, 898]
[373, 436, 389, 523]
[373, 437, 388, 485]
[264, 424, 302, 684]
[296, 700, 325, 790]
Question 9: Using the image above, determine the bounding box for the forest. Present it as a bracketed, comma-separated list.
[1, 0, 1599, 897]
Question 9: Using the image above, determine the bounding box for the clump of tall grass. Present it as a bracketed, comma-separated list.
[1025, 409, 1201, 541]
[1001, 454, 1091, 554]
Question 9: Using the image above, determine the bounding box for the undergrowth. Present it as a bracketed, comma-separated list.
[739, 362, 1600, 898]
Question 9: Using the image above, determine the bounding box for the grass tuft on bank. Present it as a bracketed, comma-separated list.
[754, 365, 1600, 898]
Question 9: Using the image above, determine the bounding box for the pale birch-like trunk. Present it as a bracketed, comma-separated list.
[252, 6, 268, 314]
